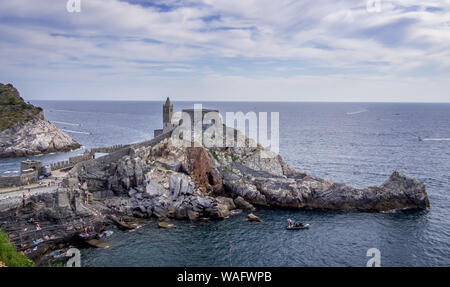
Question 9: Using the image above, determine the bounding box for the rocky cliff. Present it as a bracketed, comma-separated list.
[71, 129, 429, 222]
[0, 83, 80, 158]
[0, 125, 430, 264]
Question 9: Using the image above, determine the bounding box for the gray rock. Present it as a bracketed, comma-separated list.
[169, 173, 195, 197]
[145, 180, 165, 198]
[133, 210, 146, 218]
[153, 206, 168, 219]
[138, 205, 146, 213]
[70, 120, 429, 225]
[175, 204, 189, 219]
[128, 188, 138, 197]
[107, 156, 145, 195]
[306, 171, 430, 211]
[160, 161, 182, 172]
[216, 196, 236, 210]
[192, 195, 214, 209]
[187, 209, 199, 220]
[205, 203, 230, 219]
[223, 179, 266, 206]
[247, 213, 261, 222]
[158, 221, 175, 228]
[152, 198, 170, 219]
[234, 196, 255, 211]
[92, 190, 114, 200]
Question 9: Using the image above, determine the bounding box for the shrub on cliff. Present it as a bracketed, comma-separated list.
[0, 83, 42, 132]
[0, 230, 35, 267]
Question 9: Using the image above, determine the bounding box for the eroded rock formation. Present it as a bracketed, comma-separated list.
[70, 134, 429, 223]
[0, 84, 80, 158]
[0, 123, 430, 264]
[0, 113, 81, 158]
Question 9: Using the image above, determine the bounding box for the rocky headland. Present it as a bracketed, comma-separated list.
[0, 83, 80, 158]
[0, 117, 430, 265]
[71, 133, 428, 221]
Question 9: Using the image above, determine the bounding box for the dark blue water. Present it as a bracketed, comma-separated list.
[1, 101, 449, 266]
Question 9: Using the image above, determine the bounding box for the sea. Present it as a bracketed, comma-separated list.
[1, 101, 449, 266]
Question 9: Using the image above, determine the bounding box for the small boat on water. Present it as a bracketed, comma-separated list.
[286, 223, 310, 230]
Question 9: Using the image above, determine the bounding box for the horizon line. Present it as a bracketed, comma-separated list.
[28, 99, 450, 104]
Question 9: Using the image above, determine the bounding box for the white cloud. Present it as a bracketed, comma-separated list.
[0, 0, 449, 101]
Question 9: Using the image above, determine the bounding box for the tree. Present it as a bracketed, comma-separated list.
[0, 229, 35, 267]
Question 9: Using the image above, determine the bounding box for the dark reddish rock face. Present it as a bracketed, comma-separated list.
[183, 147, 223, 195]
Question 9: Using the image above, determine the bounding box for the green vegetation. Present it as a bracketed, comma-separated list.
[224, 166, 237, 175]
[0, 83, 42, 132]
[209, 150, 220, 161]
[142, 167, 152, 175]
[40, 262, 64, 267]
[158, 222, 169, 228]
[225, 152, 240, 163]
[0, 229, 35, 267]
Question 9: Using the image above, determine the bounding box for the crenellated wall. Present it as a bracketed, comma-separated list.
[0, 175, 21, 188]
[20, 170, 38, 185]
[0, 127, 176, 189]
[48, 145, 130, 172]
[0, 170, 38, 188]
[49, 151, 93, 171]
[91, 144, 129, 154]
[49, 160, 72, 171]
[133, 126, 175, 149]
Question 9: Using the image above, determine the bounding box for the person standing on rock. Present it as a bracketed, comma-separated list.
[22, 192, 27, 207]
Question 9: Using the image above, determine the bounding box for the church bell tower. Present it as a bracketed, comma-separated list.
[163, 97, 173, 128]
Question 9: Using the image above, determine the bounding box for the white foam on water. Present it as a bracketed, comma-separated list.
[346, 109, 368, 115]
[61, 129, 91, 135]
[50, 109, 77, 113]
[422, 138, 450, 141]
[52, 121, 80, 126]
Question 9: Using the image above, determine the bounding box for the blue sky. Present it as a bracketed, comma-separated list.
[0, 0, 449, 102]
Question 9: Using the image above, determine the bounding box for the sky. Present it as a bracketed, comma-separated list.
[0, 0, 449, 102]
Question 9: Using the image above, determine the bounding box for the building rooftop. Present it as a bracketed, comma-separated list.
[182, 108, 219, 113]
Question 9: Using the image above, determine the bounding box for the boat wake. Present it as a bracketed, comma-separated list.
[50, 109, 79, 113]
[52, 121, 80, 126]
[422, 138, 450, 141]
[61, 129, 91, 135]
[346, 109, 368, 115]
[3, 170, 19, 174]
